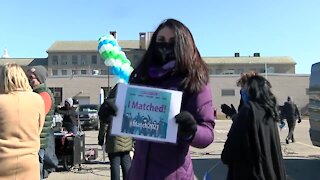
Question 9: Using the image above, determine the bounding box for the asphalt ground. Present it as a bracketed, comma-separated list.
[48, 119, 320, 180]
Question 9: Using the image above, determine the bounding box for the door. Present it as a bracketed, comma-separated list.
[76, 96, 90, 105]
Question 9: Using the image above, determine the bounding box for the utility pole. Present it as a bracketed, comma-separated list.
[265, 63, 268, 79]
[107, 66, 110, 94]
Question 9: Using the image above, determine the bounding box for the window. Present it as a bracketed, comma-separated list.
[72, 55, 78, 65]
[91, 55, 97, 64]
[100, 56, 105, 64]
[49, 87, 63, 105]
[267, 67, 275, 73]
[52, 70, 58, 76]
[79, 104, 99, 112]
[222, 69, 235, 75]
[72, 70, 78, 75]
[208, 68, 215, 74]
[236, 69, 244, 74]
[81, 55, 87, 65]
[52, 56, 58, 65]
[216, 69, 222, 74]
[61, 55, 68, 65]
[92, 70, 99, 75]
[61, 70, 68, 75]
[221, 89, 235, 96]
[100, 70, 107, 75]
[81, 70, 87, 75]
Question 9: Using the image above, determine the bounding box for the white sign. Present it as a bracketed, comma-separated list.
[111, 83, 183, 143]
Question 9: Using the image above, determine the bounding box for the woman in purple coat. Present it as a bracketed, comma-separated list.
[105, 18, 215, 179]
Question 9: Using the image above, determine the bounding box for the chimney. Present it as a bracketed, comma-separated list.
[139, 32, 146, 49]
[146, 32, 153, 48]
[234, 52, 240, 57]
[110, 31, 117, 39]
[1, 49, 10, 58]
[139, 32, 153, 50]
[253, 53, 260, 57]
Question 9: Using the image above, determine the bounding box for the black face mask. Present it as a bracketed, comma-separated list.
[153, 42, 176, 66]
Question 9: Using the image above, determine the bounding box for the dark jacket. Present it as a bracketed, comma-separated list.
[127, 76, 215, 180]
[221, 101, 286, 180]
[33, 84, 55, 149]
[283, 101, 300, 121]
[56, 106, 77, 126]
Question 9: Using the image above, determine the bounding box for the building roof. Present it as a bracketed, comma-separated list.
[203, 56, 296, 65]
[0, 58, 48, 66]
[47, 40, 140, 53]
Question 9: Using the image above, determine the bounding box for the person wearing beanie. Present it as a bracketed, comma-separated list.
[26, 66, 57, 179]
[65, 97, 73, 107]
[56, 97, 78, 134]
[28, 66, 48, 84]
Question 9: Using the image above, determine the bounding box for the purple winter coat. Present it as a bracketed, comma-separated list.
[127, 76, 215, 180]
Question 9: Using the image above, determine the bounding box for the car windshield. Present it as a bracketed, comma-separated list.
[79, 105, 98, 112]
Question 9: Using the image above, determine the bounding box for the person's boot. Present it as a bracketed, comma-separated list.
[286, 138, 289, 144]
[292, 139, 295, 143]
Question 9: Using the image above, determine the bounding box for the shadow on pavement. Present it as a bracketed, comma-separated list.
[285, 158, 320, 180]
[192, 157, 320, 180]
[192, 158, 227, 180]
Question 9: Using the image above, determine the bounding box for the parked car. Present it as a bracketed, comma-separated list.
[78, 104, 100, 130]
[309, 62, 320, 147]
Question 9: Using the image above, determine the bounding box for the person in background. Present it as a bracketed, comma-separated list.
[98, 84, 133, 180]
[221, 74, 286, 180]
[283, 96, 301, 144]
[56, 98, 78, 134]
[0, 63, 45, 180]
[236, 71, 258, 110]
[101, 18, 215, 179]
[27, 65, 58, 179]
[221, 71, 287, 129]
[221, 71, 257, 119]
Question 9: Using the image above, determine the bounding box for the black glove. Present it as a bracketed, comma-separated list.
[298, 118, 302, 123]
[175, 111, 197, 140]
[221, 104, 237, 119]
[98, 99, 118, 123]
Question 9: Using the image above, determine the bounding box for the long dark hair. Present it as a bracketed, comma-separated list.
[129, 18, 209, 93]
[247, 75, 279, 121]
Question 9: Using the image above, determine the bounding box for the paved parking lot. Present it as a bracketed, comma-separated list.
[48, 120, 320, 180]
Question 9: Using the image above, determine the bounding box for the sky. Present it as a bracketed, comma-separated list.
[1, 0, 319, 74]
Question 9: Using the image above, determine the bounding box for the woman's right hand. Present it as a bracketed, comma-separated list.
[221, 104, 237, 119]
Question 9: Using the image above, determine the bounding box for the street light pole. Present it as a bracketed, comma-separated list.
[107, 65, 110, 94]
[265, 63, 268, 79]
